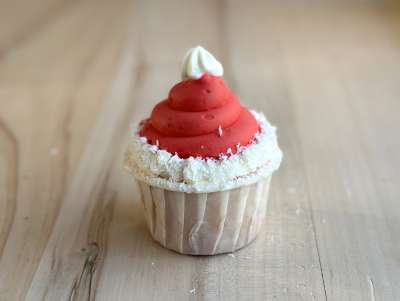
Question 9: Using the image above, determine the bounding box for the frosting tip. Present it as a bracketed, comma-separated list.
[182, 46, 223, 79]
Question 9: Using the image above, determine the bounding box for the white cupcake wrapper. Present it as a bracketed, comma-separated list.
[138, 176, 271, 255]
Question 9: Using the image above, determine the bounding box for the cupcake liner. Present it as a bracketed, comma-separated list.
[138, 176, 272, 255]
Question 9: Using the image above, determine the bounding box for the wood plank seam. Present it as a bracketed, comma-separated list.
[308, 196, 329, 301]
[286, 89, 329, 300]
[0, 119, 19, 260]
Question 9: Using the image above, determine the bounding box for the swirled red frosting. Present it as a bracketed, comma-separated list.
[139, 73, 259, 158]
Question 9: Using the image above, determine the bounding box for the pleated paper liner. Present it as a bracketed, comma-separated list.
[138, 176, 271, 255]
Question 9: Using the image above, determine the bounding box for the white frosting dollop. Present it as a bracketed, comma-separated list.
[124, 111, 283, 193]
[181, 46, 224, 80]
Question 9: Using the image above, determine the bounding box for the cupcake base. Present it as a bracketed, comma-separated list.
[138, 176, 272, 255]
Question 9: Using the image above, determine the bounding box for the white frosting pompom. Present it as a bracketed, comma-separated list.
[181, 46, 223, 80]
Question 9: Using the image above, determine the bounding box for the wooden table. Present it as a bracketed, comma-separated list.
[1, 0, 400, 300]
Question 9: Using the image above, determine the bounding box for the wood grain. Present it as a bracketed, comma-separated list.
[1, 0, 400, 300]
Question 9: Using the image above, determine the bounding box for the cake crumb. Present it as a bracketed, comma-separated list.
[218, 125, 223, 136]
[200, 145, 204, 149]
[367, 275, 376, 301]
[49, 147, 59, 156]
[189, 288, 196, 295]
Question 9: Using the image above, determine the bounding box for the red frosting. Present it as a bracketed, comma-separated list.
[139, 73, 259, 158]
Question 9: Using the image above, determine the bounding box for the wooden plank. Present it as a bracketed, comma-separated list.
[25, 39, 138, 299]
[0, 0, 135, 300]
[285, 57, 400, 300]
[274, 3, 400, 301]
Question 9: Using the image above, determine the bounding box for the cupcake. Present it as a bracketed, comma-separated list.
[125, 46, 282, 255]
